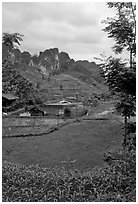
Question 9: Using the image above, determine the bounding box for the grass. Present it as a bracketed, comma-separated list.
[3, 118, 123, 170]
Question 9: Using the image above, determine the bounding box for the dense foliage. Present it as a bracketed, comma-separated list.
[2, 32, 23, 50]
[103, 58, 136, 118]
[2, 144, 135, 202]
[101, 3, 136, 145]
[103, 2, 136, 62]
[2, 64, 41, 110]
[2, 32, 24, 67]
[2, 32, 36, 108]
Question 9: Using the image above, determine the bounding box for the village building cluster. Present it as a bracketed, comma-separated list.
[2, 93, 88, 118]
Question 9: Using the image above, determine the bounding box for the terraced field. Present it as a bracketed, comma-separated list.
[16, 63, 108, 101]
[2, 117, 64, 137]
[38, 73, 106, 101]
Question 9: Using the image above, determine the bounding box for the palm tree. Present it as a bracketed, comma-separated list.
[2, 32, 24, 66]
[2, 32, 24, 50]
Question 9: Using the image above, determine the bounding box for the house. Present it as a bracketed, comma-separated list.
[27, 106, 47, 116]
[44, 100, 72, 116]
[59, 100, 71, 105]
[2, 93, 19, 111]
[19, 112, 31, 117]
[66, 96, 76, 102]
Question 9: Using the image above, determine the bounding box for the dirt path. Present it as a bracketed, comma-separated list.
[91, 101, 136, 123]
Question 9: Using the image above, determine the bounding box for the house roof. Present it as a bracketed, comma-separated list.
[44, 100, 71, 106]
[44, 102, 82, 107]
[2, 93, 19, 100]
[59, 100, 71, 105]
[66, 97, 76, 100]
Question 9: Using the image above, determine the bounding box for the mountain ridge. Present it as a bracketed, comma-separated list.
[2, 46, 108, 107]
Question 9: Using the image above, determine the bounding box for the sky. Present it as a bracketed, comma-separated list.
[2, 2, 117, 62]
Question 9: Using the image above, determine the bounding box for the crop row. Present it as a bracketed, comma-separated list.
[2, 144, 136, 202]
[2, 120, 72, 138]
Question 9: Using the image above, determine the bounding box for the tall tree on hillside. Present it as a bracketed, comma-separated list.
[101, 2, 136, 146]
[2, 32, 24, 66]
[2, 32, 24, 50]
[31, 54, 39, 67]
[21, 51, 31, 65]
[103, 2, 136, 69]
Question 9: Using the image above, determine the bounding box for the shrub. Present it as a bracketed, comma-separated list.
[64, 107, 71, 117]
[71, 106, 88, 118]
[60, 84, 63, 90]
[2, 144, 135, 202]
[126, 121, 136, 135]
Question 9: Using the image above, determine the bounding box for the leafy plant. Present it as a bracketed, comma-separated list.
[2, 32, 24, 50]
[100, 3, 136, 145]
[2, 32, 24, 67]
[2, 143, 136, 202]
[64, 107, 71, 117]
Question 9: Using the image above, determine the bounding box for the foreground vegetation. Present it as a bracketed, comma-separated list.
[2, 142, 135, 202]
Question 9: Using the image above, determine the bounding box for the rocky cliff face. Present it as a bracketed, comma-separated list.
[36, 48, 74, 77]
[2, 46, 103, 83]
[36, 48, 103, 84]
[2, 46, 108, 107]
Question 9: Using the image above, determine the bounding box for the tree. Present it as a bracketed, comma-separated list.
[64, 107, 71, 118]
[2, 32, 24, 66]
[101, 3, 136, 146]
[75, 92, 79, 101]
[21, 51, 31, 65]
[2, 32, 24, 51]
[102, 2, 136, 69]
[31, 54, 39, 67]
[36, 81, 41, 89]
[60, 84, 63, 90]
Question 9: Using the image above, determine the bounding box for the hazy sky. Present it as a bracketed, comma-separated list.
[2, 2, 117, 62]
